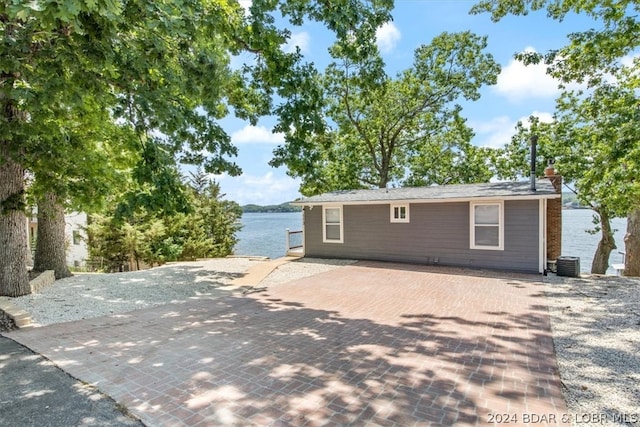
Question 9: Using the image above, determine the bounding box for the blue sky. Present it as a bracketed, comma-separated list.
[214, 1, 599, 206]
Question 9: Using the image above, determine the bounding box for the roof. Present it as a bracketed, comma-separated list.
[291, 180, 560, 205]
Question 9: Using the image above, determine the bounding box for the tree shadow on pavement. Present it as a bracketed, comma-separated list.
[6, 264, 568, 426]
[0, 336, 142, 427]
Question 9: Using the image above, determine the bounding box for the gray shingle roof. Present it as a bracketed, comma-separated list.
[292, 180, 559, 205]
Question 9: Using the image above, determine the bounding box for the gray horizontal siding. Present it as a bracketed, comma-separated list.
[303, 200, 540, 273]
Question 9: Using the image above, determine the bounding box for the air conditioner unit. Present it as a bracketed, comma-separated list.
[556, 256, 580, 278]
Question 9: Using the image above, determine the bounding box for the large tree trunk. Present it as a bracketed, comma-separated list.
[0, 142, 30, 297]
[591, 209, 616, 275]
[33, 192, 72, 279]
[624, 208, 640, 277]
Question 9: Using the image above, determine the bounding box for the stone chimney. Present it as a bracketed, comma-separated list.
[545, 161, 562, 264]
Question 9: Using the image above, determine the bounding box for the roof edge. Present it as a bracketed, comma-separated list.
[290, 193, 561, 206]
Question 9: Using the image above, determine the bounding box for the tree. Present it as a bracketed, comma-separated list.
[32, 192, 72, 279]
[494, 115, 627, 274]
[0, 141, 28, 296]
[87, 172, 242, 270]
[272, 31, 501, 193]
[472, 0, 640, 275]
[27, 103, 132, 279]
[405, 116, 497, 186]
[0, 0, 394, 296]
[181, 169, 243, 260]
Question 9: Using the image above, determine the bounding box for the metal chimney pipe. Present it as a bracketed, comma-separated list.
[530, 135, 538, 191]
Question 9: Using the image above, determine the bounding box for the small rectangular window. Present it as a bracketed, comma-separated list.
[390, 204, 410, 223]
[323, 206, 343, 243]
[72, 230, 82, 245]
[470, 202, 503, 250]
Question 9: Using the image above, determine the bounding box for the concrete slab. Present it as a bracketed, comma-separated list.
[230, 256, 299, 287]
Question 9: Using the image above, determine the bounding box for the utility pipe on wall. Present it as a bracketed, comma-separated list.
[530, 134, 538, 192]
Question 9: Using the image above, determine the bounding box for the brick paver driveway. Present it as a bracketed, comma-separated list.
[7, 262, 567, 426]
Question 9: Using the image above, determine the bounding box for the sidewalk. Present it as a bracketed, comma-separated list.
[230, 256, 299, 287]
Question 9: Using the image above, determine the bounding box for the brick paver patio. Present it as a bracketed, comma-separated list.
[6, 262, 568, 426]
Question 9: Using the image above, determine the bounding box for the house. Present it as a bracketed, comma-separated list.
[290, 176, 562, 274]
[27, 212, 89, 268]
[65, 212, 89, 268]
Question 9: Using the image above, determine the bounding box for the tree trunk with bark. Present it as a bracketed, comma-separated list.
[591, 209, 616, 275]
[624, 208, 640, 277]
[0, 142, 30, 297]
[33, 192, 72, 279]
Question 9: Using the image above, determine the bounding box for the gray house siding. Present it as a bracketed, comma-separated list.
[303, 200, 540, 272]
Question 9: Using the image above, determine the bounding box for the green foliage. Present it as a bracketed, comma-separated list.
[0, 0, 397, 206]
[86, 214, 131, 272]
[472, 0, 640, 87]
[1, 0, 398, 294]
[405, 116, 497, 186]
[87, 176, 242, 270]
[555, 85, 640, 216]
[483, 0, 640, 217]
[475, 0, 640, 273]
[272, 30, 501, 193]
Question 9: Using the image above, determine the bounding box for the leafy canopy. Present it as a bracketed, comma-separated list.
[272, 30, 501, 193]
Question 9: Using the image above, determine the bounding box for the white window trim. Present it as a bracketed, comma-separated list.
[322, 205, 344, 243]
[470, 201, 504, 251]
[390, 204, 410, 223]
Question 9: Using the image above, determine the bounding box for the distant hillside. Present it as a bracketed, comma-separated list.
[562, 192, 589, 209]
[242, 202, 301, 213]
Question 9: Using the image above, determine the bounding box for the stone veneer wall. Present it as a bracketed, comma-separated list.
[29, 270, 55, 294]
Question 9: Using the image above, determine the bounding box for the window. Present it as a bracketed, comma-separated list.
[323, 206, 343, 243]
[470, 201, 503, 250]
[72, 230, 82, 245]
[390, 204, 410, 223]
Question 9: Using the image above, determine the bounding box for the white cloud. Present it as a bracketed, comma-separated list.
[231, 125, 285, 145]
[519, 111, 554, 127]
[494, 47, 561, 102]
[605, 52, 640, 83]
[376, 22, 401, 54]
[222, 172, 301, 205]
[471, 116, 515, 149]
[284, 32, 310, 54]
[621, 53, 638, 67]
[472, 111, 554, 149]
[238, 0, 252, 14]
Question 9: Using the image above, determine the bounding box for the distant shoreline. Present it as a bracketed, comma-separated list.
[241, 203, 301, 214]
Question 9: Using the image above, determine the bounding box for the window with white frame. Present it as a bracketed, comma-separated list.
[390, 204, 410, 223]
[323, 206, 343, 243]
[470, 201, 503, 250]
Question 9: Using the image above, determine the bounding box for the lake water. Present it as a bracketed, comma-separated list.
[234, 210, 628, 274]
[562, 209, 627, 274]
[234, 212, 303, 260]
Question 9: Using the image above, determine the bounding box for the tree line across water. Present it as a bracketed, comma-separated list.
[242, 203, 301, 213]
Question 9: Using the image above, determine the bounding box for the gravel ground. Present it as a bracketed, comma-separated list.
[258, 257, 355, 288]
[4, 258, 640, 426]
[543, 274, 640, 427]
[8, 257, 351, 327]
[10, 257, 256, 326]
